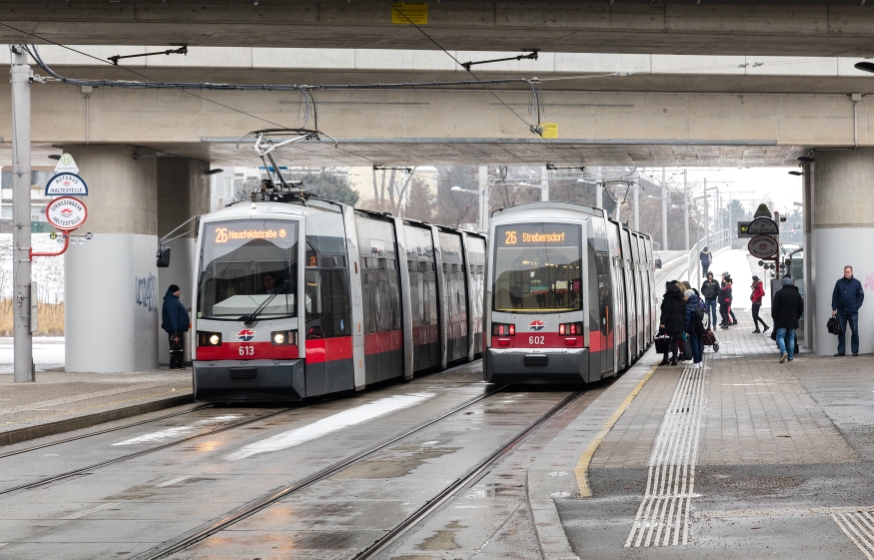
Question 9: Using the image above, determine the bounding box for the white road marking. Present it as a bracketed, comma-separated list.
[226, 392, 436, 461]
[112, 415, 241, 446]
[155, 475, 194, 487]
[421, 441, 439, 446]
[63, 503, 118, 520]
[833, 513, 874, 560]
[626, 360, 707, 548]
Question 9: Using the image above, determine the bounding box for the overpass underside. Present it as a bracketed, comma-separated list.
[7, 1, 874, 58]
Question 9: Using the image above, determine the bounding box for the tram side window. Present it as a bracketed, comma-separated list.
[304, 244, 351, 339]
[361, 257, 401, 334]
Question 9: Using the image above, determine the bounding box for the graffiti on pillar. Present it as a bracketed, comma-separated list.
[863, 272, 874, 293]
[136, 274, 158, 312]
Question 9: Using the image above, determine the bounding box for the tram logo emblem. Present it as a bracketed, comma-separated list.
[528, 320, 545, 331]
[237, 329, 256, 342]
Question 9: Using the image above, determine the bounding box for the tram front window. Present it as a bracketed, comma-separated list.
[493, 223, 582, 313]
[197, 220, 299, 319]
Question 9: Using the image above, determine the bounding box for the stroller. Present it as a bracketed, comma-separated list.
[702, 313, 720, 353]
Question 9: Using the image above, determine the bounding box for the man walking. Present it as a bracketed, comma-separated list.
[832, 265, 864, 357]
[162, 284, 190, 369]
[699, 246, 713, 278]
[701, 272, 719, 328]
[771, 277, 804, 363]
[750, 275, 770, 333]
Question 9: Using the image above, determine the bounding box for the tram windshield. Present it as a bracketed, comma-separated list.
[493, 223, 582, 313]
[197, 219, 299, 320]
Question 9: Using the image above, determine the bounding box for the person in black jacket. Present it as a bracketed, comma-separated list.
[832, 265, 865, 356]
[771, 277, 804, 363]
[162, 284, 190, 369]
[659, 281, 686, 366]
[701, 272, 720, 328]
[718, 276, 733, 329]
[684, 289, 706, 369]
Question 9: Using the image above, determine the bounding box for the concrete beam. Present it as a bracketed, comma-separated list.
[6, 2, 874, 57]
[0, 81, 867, 165]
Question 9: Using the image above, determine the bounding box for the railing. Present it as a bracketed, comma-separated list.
[685, 229, 730, 284]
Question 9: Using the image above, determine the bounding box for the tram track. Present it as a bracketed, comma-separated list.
[354, 390, 584, 560]
[130, 385, 583, 560]
[0, 407, 294, 497]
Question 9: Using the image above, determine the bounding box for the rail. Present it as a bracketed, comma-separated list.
[685, 229, 730, 284]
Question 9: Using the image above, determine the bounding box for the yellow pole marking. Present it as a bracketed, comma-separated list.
[574, 364, 657, 497]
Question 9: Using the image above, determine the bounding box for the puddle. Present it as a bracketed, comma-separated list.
[332, 445, 460, 479]
[416, 519, 466, 551]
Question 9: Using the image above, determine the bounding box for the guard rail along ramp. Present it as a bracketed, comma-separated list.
[685, 229, 730, 284]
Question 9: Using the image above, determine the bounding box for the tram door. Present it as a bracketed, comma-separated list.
[595, 252, 613, 376]
[438, 231, 469, 364]
[403, 224, 441, 372]
[465, 235, 487, 358]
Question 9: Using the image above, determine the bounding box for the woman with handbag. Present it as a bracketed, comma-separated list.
[659, 281, 687, 366]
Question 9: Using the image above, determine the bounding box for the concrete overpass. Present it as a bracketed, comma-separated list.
[3, 44, 871, 372]
[7, 46, 874, 167]
[7, 1, 874, 58]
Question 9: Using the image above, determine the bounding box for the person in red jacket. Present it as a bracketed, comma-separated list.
[750, 275, 770, 333]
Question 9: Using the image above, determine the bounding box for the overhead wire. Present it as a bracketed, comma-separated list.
[387, 1, 544, 134]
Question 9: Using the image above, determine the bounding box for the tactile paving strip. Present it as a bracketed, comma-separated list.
[625, 361, 707, 548]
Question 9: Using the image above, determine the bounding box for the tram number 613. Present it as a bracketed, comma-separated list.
[528, 336, 545, 345]
[239, 345, 255, 356]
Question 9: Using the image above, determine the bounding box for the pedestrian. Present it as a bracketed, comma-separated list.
[700, 246, 713, 278]
[161, 284, 190, 369]
[771, 276, 804, 363]
[832, 265, 865, 357]
[684, 289, 706, 369]
[718, 276, 733, 329]
[721, 273, 738, 325]
[701, 272, 720, 328]
[659, 280, 686, 366]
[750, 275, 770, 333]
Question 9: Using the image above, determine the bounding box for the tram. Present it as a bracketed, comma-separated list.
[185, 190, 486, 402]
[483, 202, 657, 384]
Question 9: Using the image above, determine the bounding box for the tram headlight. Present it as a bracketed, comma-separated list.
[492, 323, 515, 336]
[559, 322, 583, 336]
[271, 330, 297, 346]
[197, 331, 222, 346]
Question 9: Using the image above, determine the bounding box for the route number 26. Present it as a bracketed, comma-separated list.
[239, 345, 255, 356]
[528, 336, 545, 345]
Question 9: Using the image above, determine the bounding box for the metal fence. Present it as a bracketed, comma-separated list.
[686, 229, 730, 283]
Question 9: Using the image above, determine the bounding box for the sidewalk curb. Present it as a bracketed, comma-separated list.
[0, 393, 194, 447]
[525, 350, 660, 560]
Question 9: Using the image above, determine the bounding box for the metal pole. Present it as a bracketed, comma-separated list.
[596, 183, 603, 209]
[661, 167, 668, 250]
[633, 182, 639, 231]
[703, 178, 709, 247]
[478, 166, 488, 231]
[683, 169, 689, 250]
[10, 45, 33, 383]
[540, 165, 549, 202]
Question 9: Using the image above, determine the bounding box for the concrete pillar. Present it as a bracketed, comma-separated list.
[156, 158, 210, 363]
[64, 146, 158, 372]
[809, 149, 874, 356]
[802, 161, 815, 351]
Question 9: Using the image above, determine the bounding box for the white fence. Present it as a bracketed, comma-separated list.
[685, 229, 730, 283]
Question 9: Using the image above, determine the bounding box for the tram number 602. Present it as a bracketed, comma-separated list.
[239, 345, 255, 356]
[528, 336, 545, 345]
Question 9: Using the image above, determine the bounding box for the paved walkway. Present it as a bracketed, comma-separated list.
[0, 338, 193, 446]
[535, 249, 874, 559]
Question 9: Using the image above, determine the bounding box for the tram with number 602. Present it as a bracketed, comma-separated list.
[484, 202, 657, 383]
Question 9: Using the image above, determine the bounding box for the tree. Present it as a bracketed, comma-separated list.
[367, 167, 418, 215]
[435, 166, 479, 228]
[405, 177, 433, 222]
[301, 172, 359, 206]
